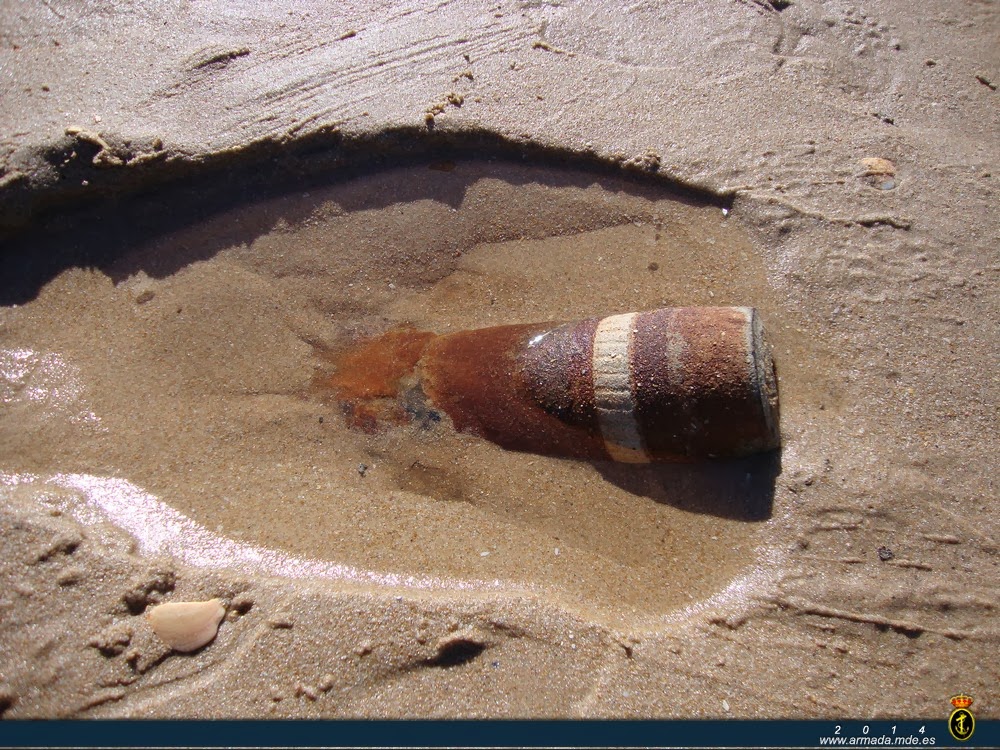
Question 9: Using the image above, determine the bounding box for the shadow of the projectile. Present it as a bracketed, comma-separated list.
[594, 449, 781, 522]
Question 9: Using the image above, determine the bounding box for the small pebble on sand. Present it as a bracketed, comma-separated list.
[147, 599, 226, 652]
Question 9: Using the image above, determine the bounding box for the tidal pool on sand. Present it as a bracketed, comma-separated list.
[0, 161, 834, 628]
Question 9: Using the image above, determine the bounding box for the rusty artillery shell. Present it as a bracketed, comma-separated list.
[419, 307, 779, 461]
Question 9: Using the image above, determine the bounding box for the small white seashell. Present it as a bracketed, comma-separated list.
[147, 599, 226, 652]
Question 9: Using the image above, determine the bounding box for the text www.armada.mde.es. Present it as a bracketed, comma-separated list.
[819, 735, 936, 745]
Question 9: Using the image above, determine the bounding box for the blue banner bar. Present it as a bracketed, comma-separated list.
[1, 719, 996, 748]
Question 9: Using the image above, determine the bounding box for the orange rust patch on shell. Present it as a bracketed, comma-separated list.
[324, 328, 434, 400]
[319, 328, 434, 431]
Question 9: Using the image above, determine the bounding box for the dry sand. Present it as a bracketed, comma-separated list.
[0, 0, 997, 719]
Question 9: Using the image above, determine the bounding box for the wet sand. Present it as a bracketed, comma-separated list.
[1, 0, 997, 720]
[3, 162, 811, 628]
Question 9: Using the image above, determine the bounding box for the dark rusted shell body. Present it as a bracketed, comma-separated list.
[420, 307, 779, 461]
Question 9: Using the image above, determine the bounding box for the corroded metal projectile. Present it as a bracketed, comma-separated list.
[325, 307, 780, 461]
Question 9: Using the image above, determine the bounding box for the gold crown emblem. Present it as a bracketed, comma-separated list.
[951, 694, 974, 709]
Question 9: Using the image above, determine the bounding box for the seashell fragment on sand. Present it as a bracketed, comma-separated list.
[860, 157, 898, 190]
[147, 599, 226, 652]
[860, 157, 896, 176]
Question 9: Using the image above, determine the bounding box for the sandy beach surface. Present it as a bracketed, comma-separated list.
[0, 0, 996, 718]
